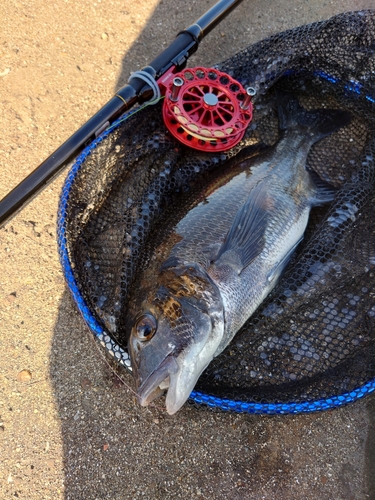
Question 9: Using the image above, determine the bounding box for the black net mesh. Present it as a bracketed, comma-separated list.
[63, 10, 375, 407]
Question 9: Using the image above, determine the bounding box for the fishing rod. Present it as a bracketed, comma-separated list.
[0, 0, 243, 229]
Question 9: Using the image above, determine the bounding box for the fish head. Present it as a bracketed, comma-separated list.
[128, 263, 224, 415]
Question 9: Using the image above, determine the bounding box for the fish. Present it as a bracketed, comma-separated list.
[125, 92, 351, 414]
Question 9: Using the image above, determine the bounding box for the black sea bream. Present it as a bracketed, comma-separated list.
[126, 92, 351, 414]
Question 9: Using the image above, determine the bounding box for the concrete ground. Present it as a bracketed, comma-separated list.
[1, 0, 375, 498]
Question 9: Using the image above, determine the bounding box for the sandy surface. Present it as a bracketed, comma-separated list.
[1, 0, 375, 499]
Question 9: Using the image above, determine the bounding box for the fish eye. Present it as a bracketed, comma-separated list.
[134, 314, 157, 341]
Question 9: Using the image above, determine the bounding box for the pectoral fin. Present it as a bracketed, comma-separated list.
[213, 183, 269, 273]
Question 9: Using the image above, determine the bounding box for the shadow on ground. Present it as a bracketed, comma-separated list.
[113, 0, 253, 92]
[50, 291, 374, 499]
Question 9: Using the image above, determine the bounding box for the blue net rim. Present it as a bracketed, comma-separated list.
[57, 74, 375, 414]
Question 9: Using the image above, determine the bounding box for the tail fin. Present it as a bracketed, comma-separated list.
[276, 90, 351, 143]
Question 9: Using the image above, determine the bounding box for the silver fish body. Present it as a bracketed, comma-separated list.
[126, 93, 351, 414]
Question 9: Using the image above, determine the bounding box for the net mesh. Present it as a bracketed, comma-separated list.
[58, 10, 375, 411]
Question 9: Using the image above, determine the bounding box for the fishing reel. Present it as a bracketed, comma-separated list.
[159, 67, 255, 152]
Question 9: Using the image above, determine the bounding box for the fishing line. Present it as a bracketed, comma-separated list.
[128, 68, 162, 106]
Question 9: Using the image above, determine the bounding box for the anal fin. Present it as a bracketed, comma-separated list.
[308, 170, 337, 206]
[266, 238, 303, 283]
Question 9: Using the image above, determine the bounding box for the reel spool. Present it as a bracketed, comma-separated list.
[161, 67, 254, 152]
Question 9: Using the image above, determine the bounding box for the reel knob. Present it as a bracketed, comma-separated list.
[162, 67, 254, 152]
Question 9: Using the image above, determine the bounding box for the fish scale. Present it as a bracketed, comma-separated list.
[126, 92, 351, 414]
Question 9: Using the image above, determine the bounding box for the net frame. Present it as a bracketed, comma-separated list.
[58, 10, 375, 413]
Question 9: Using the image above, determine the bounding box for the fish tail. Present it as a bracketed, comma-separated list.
[276, 90, 351, 143]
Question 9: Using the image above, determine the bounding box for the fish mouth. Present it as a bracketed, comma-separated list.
[137, 354, 179, 408]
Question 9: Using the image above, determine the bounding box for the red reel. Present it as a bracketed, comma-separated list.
[162, 67, 254, 152]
